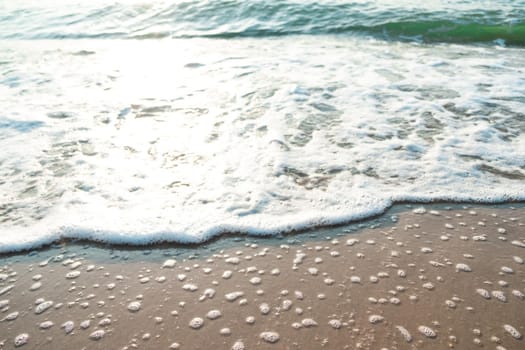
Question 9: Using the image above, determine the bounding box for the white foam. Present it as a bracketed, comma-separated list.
[0, 38, 524, 253]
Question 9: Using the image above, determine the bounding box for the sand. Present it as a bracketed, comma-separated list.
[0, 203, 524, 349]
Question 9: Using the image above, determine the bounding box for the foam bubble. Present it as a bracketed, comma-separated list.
[396, 325, 412, 342]
[34, 300, 53, 314]
[127, 301, 141, 312]
[503, 324, 522, 339]
[61, 321, 74, 334]
[260, 331, 280, 343]
[206, 310, 222, 320]
[418, 325, 437, 338]
[14, 333, 29, 347]
[189, 317, 204, 329]
[89, 330, 105, 340]
[368, 315, 384, 324]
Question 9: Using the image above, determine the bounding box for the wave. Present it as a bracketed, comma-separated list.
[170, 21, 525, 47]
[1, 0, 524, 46]
[2, 196, 525, 254]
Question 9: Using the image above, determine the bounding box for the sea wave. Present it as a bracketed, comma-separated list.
[0, 0, 524, 45]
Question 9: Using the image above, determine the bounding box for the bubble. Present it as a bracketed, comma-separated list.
[369, 315, 384, 324]
[418, 325, 437, 338]
[206, 310, 222, 320]
[127, 301, 141, 312]
[89, 330, 105, 340]
[14, 333, 29, 347]
[260, 331, 280, 343]
[189, 317, 204, 329]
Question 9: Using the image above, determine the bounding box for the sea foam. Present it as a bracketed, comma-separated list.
[0, 37, 524, 253]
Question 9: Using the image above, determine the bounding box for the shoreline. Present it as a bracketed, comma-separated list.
[0, 203, 524, 349]
[1, 201, 524, 258]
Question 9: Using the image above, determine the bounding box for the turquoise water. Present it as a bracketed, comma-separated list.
[1, 0, 524, 45]
[0, 1, 524, 252]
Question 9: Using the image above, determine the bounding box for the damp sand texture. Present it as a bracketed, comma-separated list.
[0, 205, 524, 349]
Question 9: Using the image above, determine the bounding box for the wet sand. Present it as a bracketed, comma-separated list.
[0, 204, 524, 350]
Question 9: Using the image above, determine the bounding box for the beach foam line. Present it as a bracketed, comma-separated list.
[1, 196, 524, 254]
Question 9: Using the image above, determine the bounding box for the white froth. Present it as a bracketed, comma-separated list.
[0, 38, 524, 252]
[189, 317, 204, 329]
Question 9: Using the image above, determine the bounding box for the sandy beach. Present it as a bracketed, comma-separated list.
[0, 203, 524, 350]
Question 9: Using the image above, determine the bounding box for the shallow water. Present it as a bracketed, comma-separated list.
[0, 1, 524, 252]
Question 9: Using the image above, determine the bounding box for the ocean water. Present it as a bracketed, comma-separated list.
[0, 0, 524, 253]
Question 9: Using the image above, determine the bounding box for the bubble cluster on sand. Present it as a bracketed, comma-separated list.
[418, 325, 437, 338]
[503, 324, 522, 339]
[492, 291, 507, 302]
[225, 257, 240, 265]
[501, 266, 513, 274]
[260, 331, 280, 343]
[328, 319, 342, 329]
[66, 271, 81, 279]
[324, 278, 334, 285]
[3, 311, 19, 321]
[127, 301, 141, 312]
[259, 303, 270, 315]
[281, 299, 292, 311]
[232, 340, 245, 350]
[346, 238, 359, 246]
[14, 333, 29, 347]
[162, 259, 176, 268]
[206, 309, 222, 320]
[369, 315, 384, 324]
[396, 325, 412, 342]
[389, 297, 401, 305]
[0, 285, 15, 296]
[29, 281, 42, 291]
[307, 267, 318, 276]
[249, 277, 262, 285]
[511, 289, 524, 300]
[445, 300, 456, 309]
[225, 291, 244, 301]
[455, 263, 471, 272]
[422, 282, 435, 290]
[476, 288, 491, 299]
[182, 283, 198, 292]
[98, 317, 111, 326]
[189, 317, 204, 329]
[89, 330, 105, 340]
[413, 207, 427, 214]
[301, 318, 318, 327]
[35, 300, 53, 314]
[61, 320, 74, 334]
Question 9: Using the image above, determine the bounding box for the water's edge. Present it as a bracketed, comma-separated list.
[2, 200, 523, 259]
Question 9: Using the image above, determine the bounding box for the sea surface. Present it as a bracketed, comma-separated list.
[0, 0, 524, 253]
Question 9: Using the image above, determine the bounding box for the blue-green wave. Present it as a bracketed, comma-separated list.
[0, 0, 524, 46]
